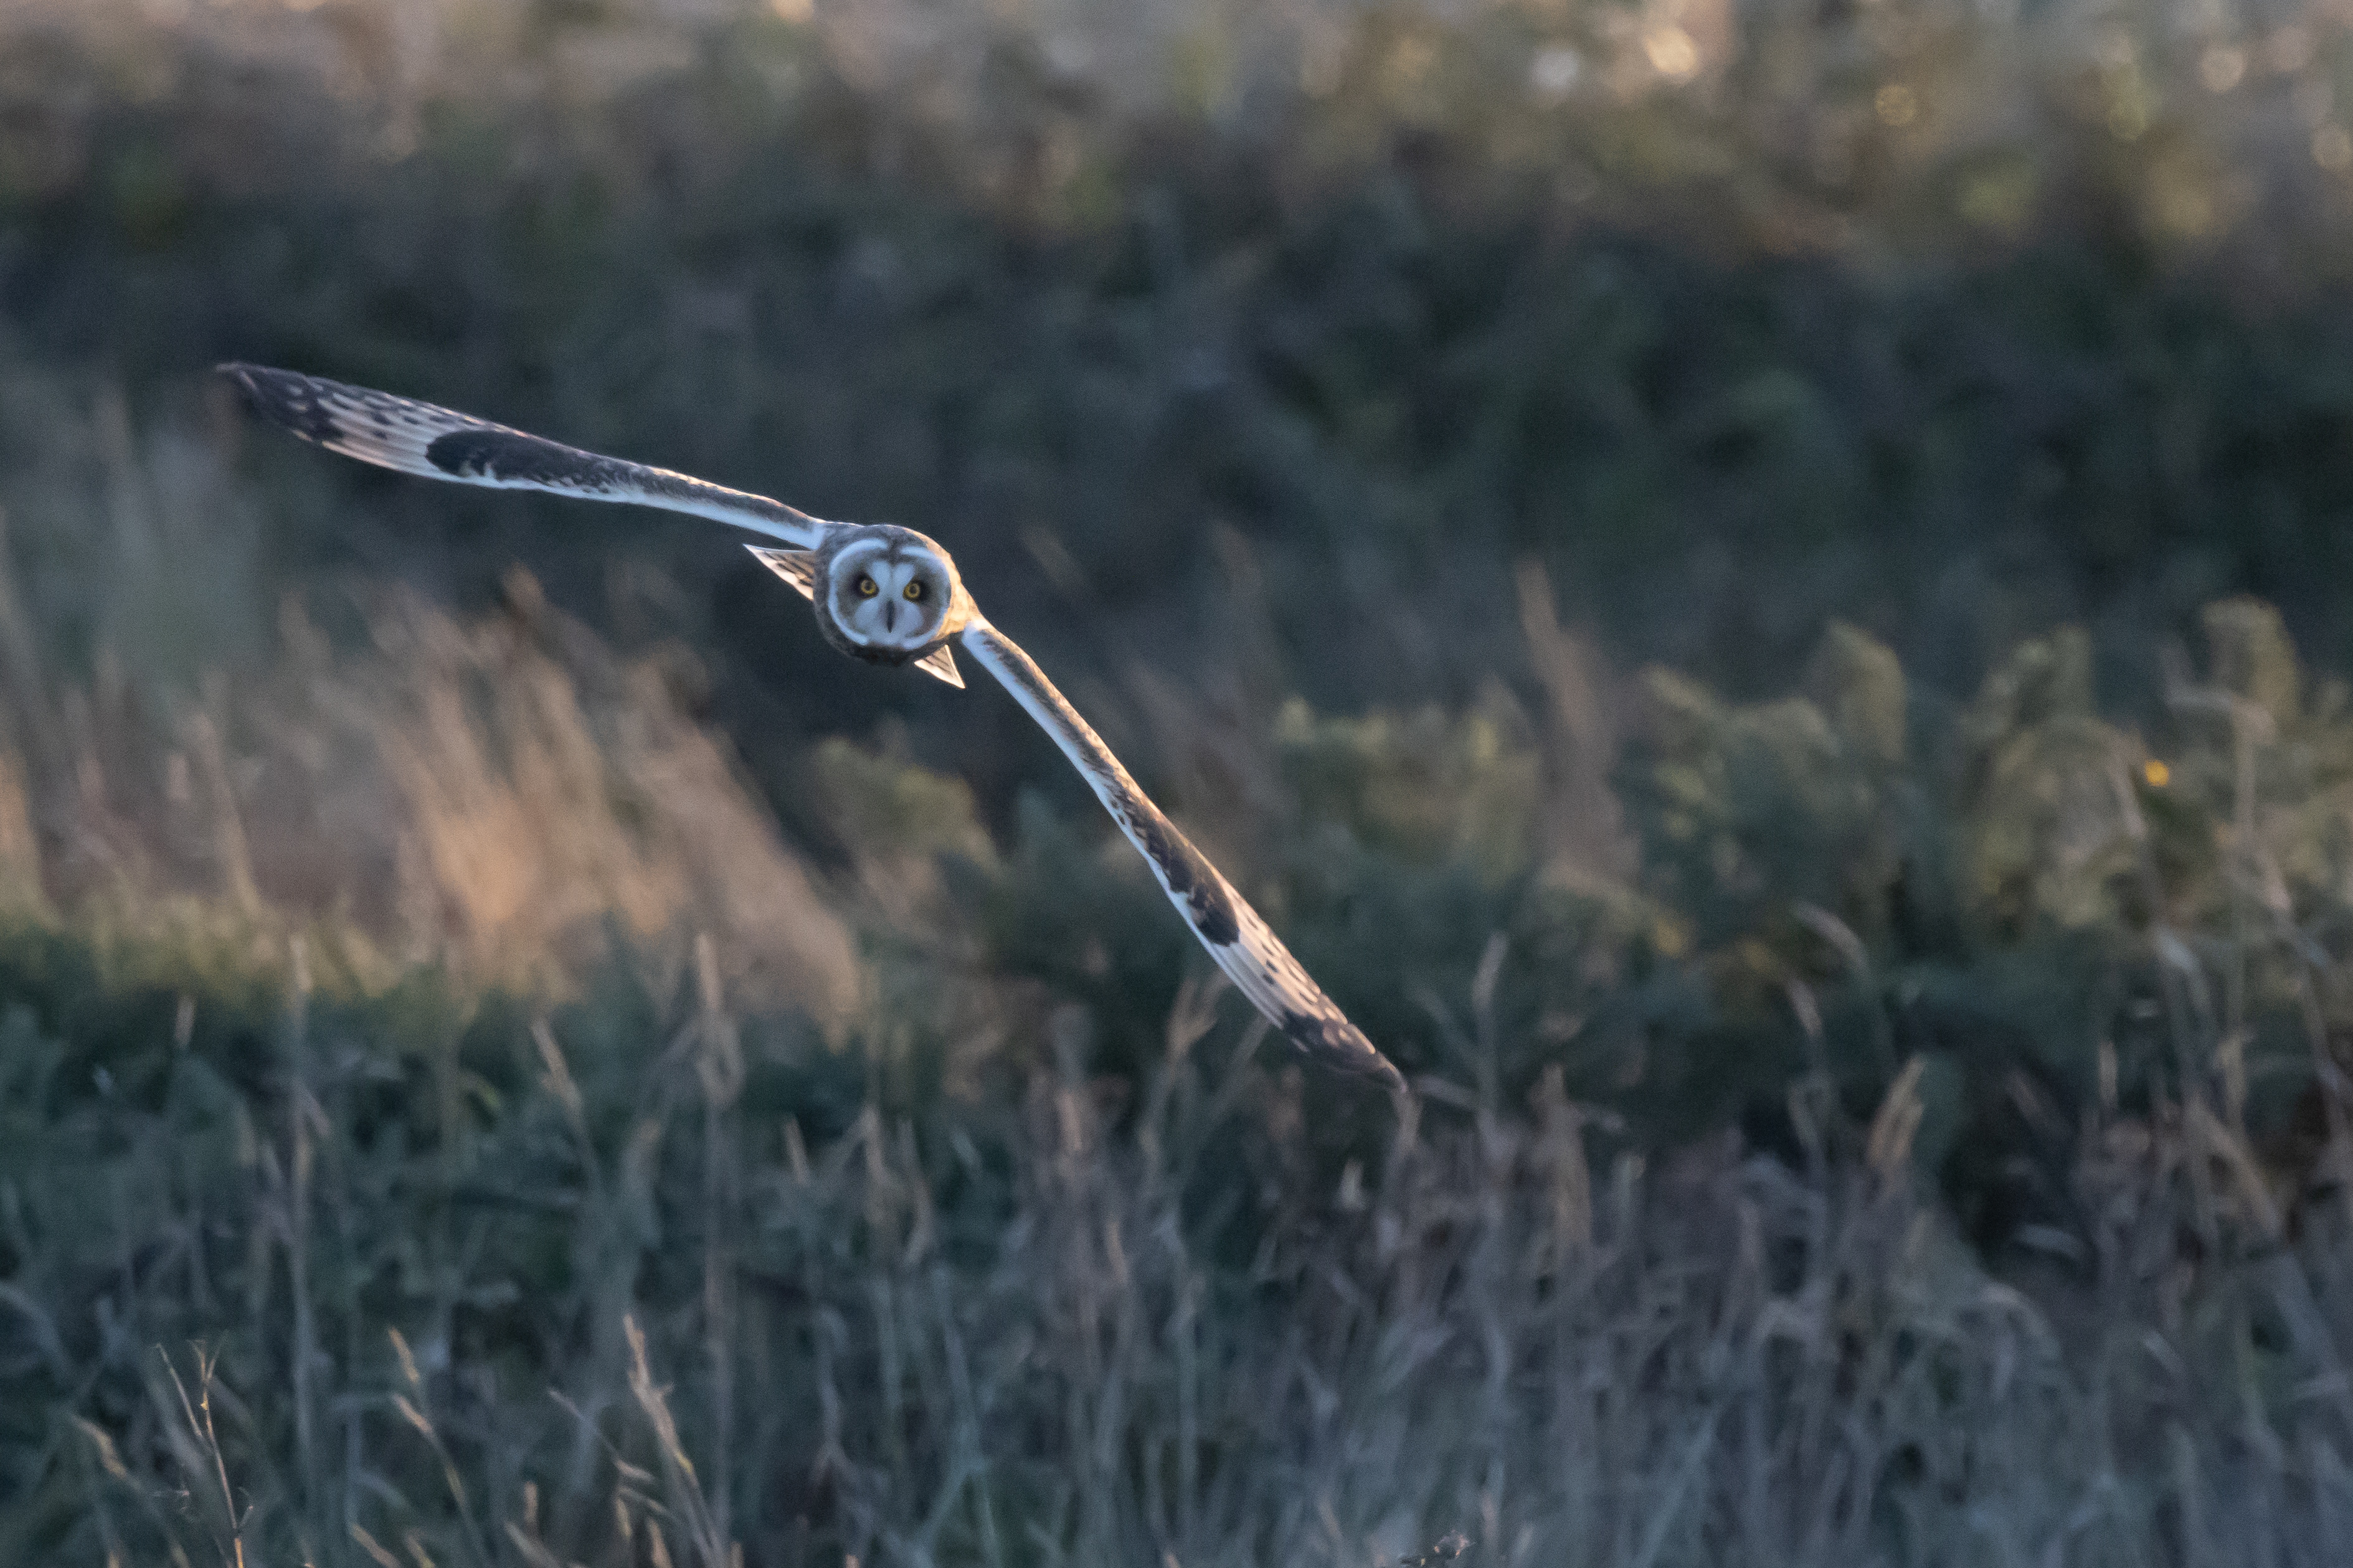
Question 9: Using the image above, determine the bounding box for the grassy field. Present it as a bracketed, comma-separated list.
[11, 1, 2353, 1564]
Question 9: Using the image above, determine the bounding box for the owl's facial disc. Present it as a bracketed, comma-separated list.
[825, 532, 956, 653]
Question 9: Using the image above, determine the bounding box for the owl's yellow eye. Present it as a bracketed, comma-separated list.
[856, 575, 878, 597]
[904, 580, 926, 602]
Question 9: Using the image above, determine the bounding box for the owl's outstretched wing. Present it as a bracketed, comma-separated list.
[960, 618, 1404, 1090]
[219, 364, 833, 549]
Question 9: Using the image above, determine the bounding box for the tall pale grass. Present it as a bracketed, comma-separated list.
[11, 894, 2351, 1566]
[0, 371, 859, 1025]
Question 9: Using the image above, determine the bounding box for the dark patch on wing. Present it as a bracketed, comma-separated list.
[219, 364, 828, 546]
[1134, 815, 1240, 945]
[427, 428, 615, 488]
[423, 427, 813, 534]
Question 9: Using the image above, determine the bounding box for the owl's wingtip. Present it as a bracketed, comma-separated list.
[1352, 1047, 1408, 1095]
[214, 363, 337, 442]
[1282, 1010, 1406, 1092]
[215, 361, 285, 390]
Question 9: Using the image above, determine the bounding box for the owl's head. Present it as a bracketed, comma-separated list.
[816, 525, 966, 662]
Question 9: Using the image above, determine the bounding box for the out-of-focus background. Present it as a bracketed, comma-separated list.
[9, 1, 2353, 1563]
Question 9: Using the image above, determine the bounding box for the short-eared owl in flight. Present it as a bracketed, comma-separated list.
[221, 364, 1405, 1090]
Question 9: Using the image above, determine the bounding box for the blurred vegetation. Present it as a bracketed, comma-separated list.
[11, 0, 2353, 1562]
[18, 0, 2353, 711]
